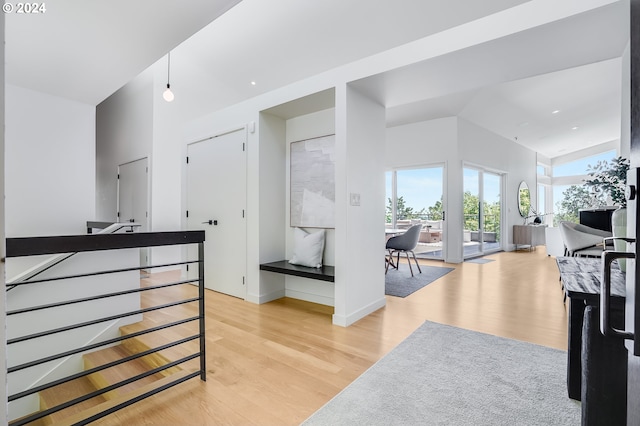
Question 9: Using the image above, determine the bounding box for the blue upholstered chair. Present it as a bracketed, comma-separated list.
[385, 224, 423, 277]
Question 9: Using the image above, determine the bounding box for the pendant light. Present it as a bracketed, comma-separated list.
[163, 52, 175, 102]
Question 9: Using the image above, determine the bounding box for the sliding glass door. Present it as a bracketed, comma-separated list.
[386, 165, 445, 260]
[463, 167, 502, 258]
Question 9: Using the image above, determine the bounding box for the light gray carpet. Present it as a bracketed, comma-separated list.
[385, 266, 454, 297]
[465, 258, 495, 264]
[302, 321, 580, 426]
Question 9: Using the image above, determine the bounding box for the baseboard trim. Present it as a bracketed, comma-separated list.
[285, 289, 334, 307]
[246, 289, 286, 304]
[332, 297, 386, 327]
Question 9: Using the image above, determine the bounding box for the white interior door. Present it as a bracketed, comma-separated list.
[186, 129, 247, 298]
[118, 158, 149, 267]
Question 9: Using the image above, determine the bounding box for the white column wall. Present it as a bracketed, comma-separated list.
[6, 85, 96, 238]
[150, 68, 185, 265]
[254, 112, 287, 303]
[333, 84, 386, 326]
[96, 70, 154, 222]
[97, 67, 186, 267]
[5, 85, 96, 277]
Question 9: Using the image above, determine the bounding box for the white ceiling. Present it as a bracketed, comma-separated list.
[4, 0, 630, 159]
[352, 1, 629, 158]
[5, 0, 242, 105]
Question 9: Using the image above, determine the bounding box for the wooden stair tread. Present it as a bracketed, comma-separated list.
[38, 376, 107, 424]
[119, 323, 201, 369]
[84, 345, 175, 399]
[52, 370, 198, 426]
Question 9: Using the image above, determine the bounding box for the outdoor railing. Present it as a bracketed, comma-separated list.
[385, 213, 501, 241]
[5, 231, 205, 425]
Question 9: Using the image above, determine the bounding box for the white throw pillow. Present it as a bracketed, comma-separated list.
[289, 228, 325, 268]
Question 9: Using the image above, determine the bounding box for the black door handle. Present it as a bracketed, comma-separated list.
[601, 244, 635, 340]
[202, 220, 218, 225]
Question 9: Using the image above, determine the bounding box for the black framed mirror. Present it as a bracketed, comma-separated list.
[518, 181, 531, 218]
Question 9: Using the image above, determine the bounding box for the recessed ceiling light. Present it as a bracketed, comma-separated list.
[572, 126, 579, 130]
[251, 81, 256, 86]
[552, 110, 560, 114]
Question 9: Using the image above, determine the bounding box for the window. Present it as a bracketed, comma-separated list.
[537, 184, 546, 215]
[552, 150, 617, 177]
[550, 149, 617, 225]
[552, 184, 595, 225]
[386, 166, 445, 259]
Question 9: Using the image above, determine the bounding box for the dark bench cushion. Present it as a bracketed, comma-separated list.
[259, 260, 334, 282]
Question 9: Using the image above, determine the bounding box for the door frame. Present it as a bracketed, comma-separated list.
[462, 162, 506, 258]
[385, 162, 448, 261]
[182, 126, 248, 297]
[116, 157, 151, 266]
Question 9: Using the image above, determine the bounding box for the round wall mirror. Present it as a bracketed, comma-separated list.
[518, 181, 531, 218]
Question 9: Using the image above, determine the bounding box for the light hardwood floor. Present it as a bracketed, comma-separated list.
[95, 248, 568, 425]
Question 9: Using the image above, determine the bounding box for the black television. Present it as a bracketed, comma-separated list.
[578, 207, 617, 232]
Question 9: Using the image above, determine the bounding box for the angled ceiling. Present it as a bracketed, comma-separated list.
[4, 0, 630, 159]
[5, 0, 242, 105]
[458, 59, 622, 158]
[352, 0, 628, 158]
[172, 0, 529, 109]
[5, 0, 527, 107]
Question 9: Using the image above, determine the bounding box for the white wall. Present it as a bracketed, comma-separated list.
[150, 66, 185, 265]
[5, 85, 96, 239]
[5, 85, 96, 277]
[458, 117, 537, 250]
[385, 117, 459, 167]
[283, 109, 336, 305]
[333, 84, 387, 326]
[96, 70, 153, 222]
[96, 67, 184, 266]
[255, 112, 287, 303]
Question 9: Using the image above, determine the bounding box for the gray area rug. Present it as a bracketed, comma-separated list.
[303, 321, 580, 426]
[385, 266, 454, 297]
[465, 258, 495, 264]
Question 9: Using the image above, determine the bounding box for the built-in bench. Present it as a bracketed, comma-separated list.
[259, 260, 335, 282]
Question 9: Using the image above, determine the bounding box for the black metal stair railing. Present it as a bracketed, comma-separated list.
[5, 231, 206, 426]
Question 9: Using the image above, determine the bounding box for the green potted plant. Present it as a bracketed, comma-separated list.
[583, 156, 630, 207]
[584, 156, 630, 269]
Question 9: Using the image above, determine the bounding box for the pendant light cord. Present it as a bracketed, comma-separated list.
[167, 51, 171, 87]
